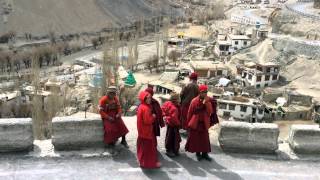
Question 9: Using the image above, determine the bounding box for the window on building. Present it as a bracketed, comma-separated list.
[274, 67, 279, 72]
[257, 76, 262, 82]
[252, 108, 256, 114]
[223, 111, 231, 117]
[244, 41, 247, 46]
[272, 75, 278, 80]
[219, 103, 227, 109]
[235, 41, 239, 45]
[229, 104, 236, 110]
[256, 84, 261, 88]
[266, 67, 271, 73]
[240, 106, 247, 112]
[248, 74, 252, 80]
[217, 70, 223, 76]
[259, 109, 264, 114]
[265, 75, 270, 81]
[265, 83, 269, 87]
[257, 66, 263, 72]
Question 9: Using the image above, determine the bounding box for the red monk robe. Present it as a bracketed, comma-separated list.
[136, 91, 161, 169]
[185, 92, 213, 155]
[99, 95, 129, 144]
[161, 99, 182, 157]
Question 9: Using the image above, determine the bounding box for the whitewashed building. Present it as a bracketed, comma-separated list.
[227, 34, 252, 52]
[217, 97, 265, 122]
[214, 40, 232, 56]
[237, 62, 280, 88]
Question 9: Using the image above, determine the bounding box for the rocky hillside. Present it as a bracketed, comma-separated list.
[0, 0, 182, 36]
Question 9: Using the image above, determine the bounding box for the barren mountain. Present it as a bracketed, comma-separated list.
[0, 0, 182, 36]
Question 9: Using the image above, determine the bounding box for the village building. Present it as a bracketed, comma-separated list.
[214, 33, 252, 56]
[44, 80, 67, 94]
[313, 102, 320, 124]
[217, 96, 266, 123]
[227, 34, 252, 52]
[189, 61, 230, 79]
[237, 62, 280, 88]
[214, 40, 232, 56]
[262, 88, 314, 121]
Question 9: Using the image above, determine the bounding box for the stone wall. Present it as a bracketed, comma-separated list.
[289, 125, 320, 154]
[218, 121, 279, 154]
[52, 117, 104, 150]
[0, 118, 33, 152]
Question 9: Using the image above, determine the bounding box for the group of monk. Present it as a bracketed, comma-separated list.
[99, 72, 219, 169]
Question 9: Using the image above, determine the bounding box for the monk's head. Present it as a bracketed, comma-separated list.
[170, 92, 180, 105]
[107, 86, 117, 99]
[189, 72, 198, 82]
[145, 94, 152, 104]
[145, 87, 154, 97]
[199, 85, 208, 100]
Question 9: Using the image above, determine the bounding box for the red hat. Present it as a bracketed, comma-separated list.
[145, 87, 154, 96]
[199, 85, 208, 92]
[189, 72, 198, 80]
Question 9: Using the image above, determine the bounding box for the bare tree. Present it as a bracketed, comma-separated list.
[31, 49, 45, 139]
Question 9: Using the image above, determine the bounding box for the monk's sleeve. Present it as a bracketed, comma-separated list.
[99, 97, 109, 120]
[205, 99, 213, 116]
[171, 108, 181, 126]
[186, 100, 195, 125]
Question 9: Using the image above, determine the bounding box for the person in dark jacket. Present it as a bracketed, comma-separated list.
[180, 72, 199, 130]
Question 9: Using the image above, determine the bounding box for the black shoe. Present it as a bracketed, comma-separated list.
[121, 141, 129, 148]
[202, 153, 212, 162]
[174, 151, 180, 156]
[196, 153, 202, 161]
[166, 151, 176, 158]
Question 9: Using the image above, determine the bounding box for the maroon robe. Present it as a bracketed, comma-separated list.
[150, 98, 165, 145]
[162, 101, 181, 154]
[99, 96, 129, 144]
[136, 91, 160, 169]
[185, 96, 213, 153]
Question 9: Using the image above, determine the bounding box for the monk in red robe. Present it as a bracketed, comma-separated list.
[136, 91, 161, 169]
[99, 86, 129, 151]
[185, 85, 213, 161]
[180, 72, 199, 130]
[145, 87, 165, 146]
[162, 92, 182, 157]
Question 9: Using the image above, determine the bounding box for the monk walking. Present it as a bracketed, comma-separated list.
[145, 86, 165, 145]
[180, 72, 199, 130]
[161, 92, 182, 157]
[99, 86, 129, 152]
[185, 85, 213, 161]
[136, 91, 161, 169]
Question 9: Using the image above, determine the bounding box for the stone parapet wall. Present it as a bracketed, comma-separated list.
[52, 117, 104, 150]
[218, 121, 279, 154]
[0, 118, 33, 152]
[289, 125, 320, 154]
